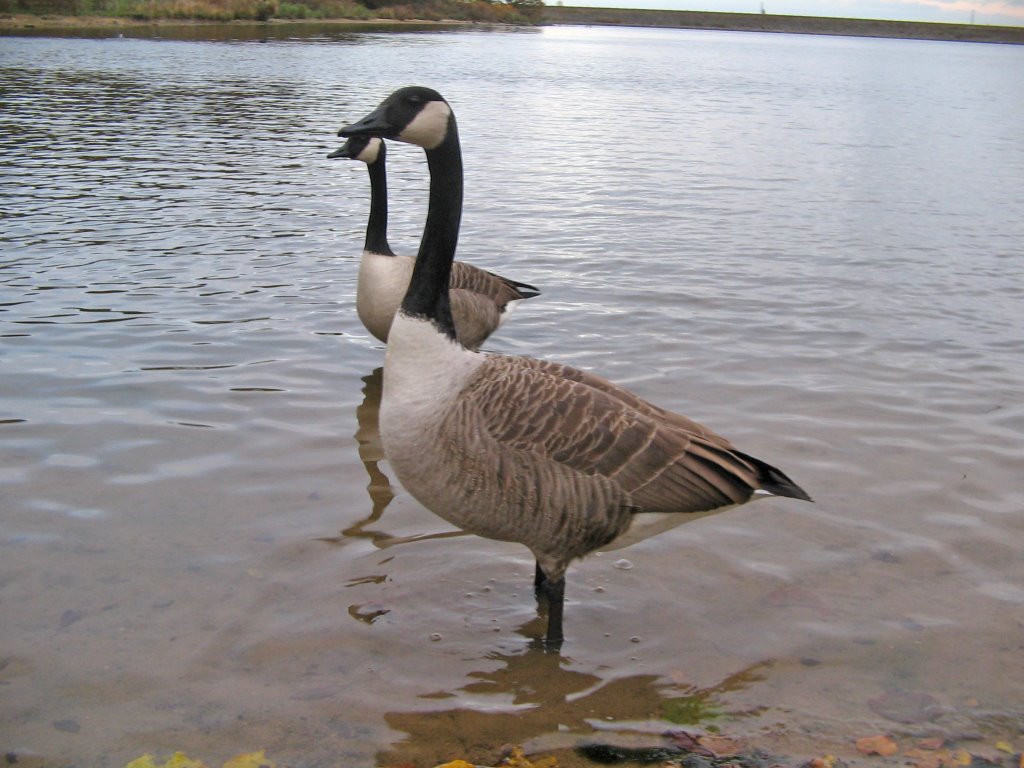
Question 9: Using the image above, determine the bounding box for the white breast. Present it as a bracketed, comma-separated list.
[379, 313, 485, 477]
[355, 251, 414, 343]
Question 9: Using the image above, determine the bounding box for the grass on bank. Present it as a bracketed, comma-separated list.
[0, 0, 544, 23]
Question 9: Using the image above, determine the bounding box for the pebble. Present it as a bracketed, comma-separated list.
[53, 719, 80, 733]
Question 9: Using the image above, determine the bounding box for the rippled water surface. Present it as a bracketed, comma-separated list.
[2, 25, 1023, 767]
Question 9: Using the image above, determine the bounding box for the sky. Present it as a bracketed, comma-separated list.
[557, 0, 1024, 27]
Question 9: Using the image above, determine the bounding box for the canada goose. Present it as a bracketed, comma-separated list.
[339, 86, 812, 647]
[328, 134, 540, 350]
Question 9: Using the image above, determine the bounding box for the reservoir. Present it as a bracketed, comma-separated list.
[1, 24, 1023, 767]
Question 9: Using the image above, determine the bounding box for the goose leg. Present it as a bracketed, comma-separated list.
[543, 576, 565, 647]
[533, 560, 547, 594]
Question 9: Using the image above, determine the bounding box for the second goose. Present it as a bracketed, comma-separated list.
[339, 86, 812, 647]
[330, 134, 540, 350]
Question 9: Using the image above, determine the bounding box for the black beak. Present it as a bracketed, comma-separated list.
[338, 103, 394, 139]
[327, 141, 355, 160]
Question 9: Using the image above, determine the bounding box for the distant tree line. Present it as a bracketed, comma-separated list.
[1, 0, 544, 23]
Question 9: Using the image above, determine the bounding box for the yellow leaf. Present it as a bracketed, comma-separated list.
[165, 753, 208, 768]
[503, 747, 527, 767]
[807, 756, 837, 768]
[433, 762, 475, 768]
[223, 750, 276, 768]
[995, 743, 1014, 755]
[124, 756, 159, 768]
[499, 747, 557, 768]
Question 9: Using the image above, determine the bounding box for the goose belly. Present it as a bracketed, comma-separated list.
[601, 508, 726, 553]
[356, 252, 414, 343]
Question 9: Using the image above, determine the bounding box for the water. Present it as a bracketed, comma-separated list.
[2, 24, 1023, 767]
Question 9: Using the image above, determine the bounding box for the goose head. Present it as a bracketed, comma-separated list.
[338, 86, 454, 151]
[327, 135, 385, 165]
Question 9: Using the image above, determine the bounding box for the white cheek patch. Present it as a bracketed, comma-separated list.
[398, 100, 452, 150]
[358, 138, 382, 164]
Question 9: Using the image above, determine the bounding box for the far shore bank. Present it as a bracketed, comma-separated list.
[545, 4, 1024, 44]
[2, 6, 1022, 44]
[0, 13, 472, 29]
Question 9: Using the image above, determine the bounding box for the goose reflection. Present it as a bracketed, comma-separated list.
[351, 366, 394, 531]
[378, 621, 771, 767]
[319, 367, 465, 550]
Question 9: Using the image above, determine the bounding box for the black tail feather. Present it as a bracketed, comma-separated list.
[506, 276, 541, 299]
[734, 450, 813, 502]
[512, 283, 541, 299]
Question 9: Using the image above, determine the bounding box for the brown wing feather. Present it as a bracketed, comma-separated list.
[511, 356, 735, 450]
[450, 261, 537, 308]
[465, 356, 762, 514]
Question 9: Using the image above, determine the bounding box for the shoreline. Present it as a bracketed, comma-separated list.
[1, 7, 1022, 44]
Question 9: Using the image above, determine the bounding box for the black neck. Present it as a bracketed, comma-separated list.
[401, 116, 462, 342]
[364, 151, 394, 256]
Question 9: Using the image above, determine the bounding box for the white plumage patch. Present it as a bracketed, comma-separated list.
[356, 252, 414, 342]
[398, 100, 452, 150]
[382, 312, 483, 421]
[495, 295, 528, 327]
[357, 137, 382, 164]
